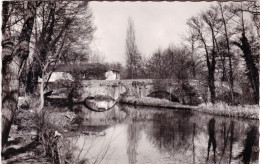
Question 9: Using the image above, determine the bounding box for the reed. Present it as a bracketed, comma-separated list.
[196, 102, 259, 120]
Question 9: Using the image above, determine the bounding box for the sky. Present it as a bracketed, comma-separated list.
[89, 2, 215, 65]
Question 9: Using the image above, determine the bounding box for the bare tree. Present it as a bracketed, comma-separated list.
[187, 7, 222, 104]
[125, 17, 142, 79]
[2, 1, 39, 149]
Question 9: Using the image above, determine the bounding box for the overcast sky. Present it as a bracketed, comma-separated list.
[89, 2, 215, 65]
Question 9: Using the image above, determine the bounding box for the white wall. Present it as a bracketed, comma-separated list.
[38, 72, 74, 82]
[105, 71, 119, 80]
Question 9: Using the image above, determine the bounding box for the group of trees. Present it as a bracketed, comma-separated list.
[125, 2, 259, 104]
[186, 2, 259, 104]
[145, 46, 202, 80]
[2, 1, 95, 149]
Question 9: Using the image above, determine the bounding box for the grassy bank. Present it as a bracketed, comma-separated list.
[2, 97, 84, 163]
[196, 102, 259, 120]
[120, 96, 196, 110]
[120, 96, 259, 120]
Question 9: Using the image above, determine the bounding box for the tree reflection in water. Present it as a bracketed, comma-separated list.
[218, 121, 234, 164]
[127, 122, 141, 164]
[146, 111, 193, 154]
[206, 118, 217, 164]
[236, 126, 258, 164]
[229, 121, 234, 164]
[192, 123, 196, 164]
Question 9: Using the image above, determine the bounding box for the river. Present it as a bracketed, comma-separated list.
[63, 103, 258, 164]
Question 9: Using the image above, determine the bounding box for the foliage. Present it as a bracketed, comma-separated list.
[35, 114, 60, 163]
[152, 79, 168, 91]
[147, 46, 200, 80]
[177, 81, 202, 105]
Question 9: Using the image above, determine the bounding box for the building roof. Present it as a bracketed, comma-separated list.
[107, 69, 120, 73]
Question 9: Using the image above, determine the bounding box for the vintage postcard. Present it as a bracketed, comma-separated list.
[1, 1, 259, 163]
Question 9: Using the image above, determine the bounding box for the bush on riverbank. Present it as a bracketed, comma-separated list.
[197, 102, 259, 119]
[2, 96, 87, 163]
[36, 111, 88, 164]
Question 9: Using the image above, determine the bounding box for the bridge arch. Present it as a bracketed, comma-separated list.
[147, 91, 180, 103]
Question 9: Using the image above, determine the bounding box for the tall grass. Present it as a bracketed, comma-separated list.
[196, 102, 259, 119]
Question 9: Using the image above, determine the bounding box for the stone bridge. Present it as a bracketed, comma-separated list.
[46, 79, 208, 105]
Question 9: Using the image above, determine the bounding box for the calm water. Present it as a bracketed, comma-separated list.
[66, 103, 259, 164]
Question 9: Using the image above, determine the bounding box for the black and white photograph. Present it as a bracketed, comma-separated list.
[1, 1, 259, 163]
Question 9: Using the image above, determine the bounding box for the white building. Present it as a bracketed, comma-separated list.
[38, 72, 74, 82]
[105, 70, 120, 80]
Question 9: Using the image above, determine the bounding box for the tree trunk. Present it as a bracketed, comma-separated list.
[234, 32, 259, 104]
[26, 58, 41, 94]
[208, 59, 216, 104]
[220, 54, 227, 81]
[2, 56, 20, 150]
[228, 55, 234, 104]
[2, 2, 10, 34]
[38, 73, 45, 115]
[2, 2, 36, 149]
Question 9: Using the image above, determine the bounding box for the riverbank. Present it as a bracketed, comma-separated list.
[195, 102, 259, 120]
[120, 96, 196, 110]
[1, 105, 82, 164]
[120, 96, 259, 120]
[1, 109, 50, 163]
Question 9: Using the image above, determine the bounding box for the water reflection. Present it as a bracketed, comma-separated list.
[236, 126, 258, 164]
[69, 104, 127, 126]
[206, 118, 216, 164]
[55, 103, 259, 164]
[127, 122, 141, 164]
[84, 96, 117, 112]
[229, 121, 234, 164]
[192, 123, 196, 164]
[217, 120, 235, 164]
